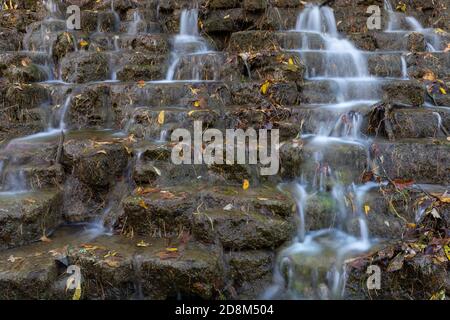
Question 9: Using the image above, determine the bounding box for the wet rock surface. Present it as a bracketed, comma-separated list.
[0, 0, 448, 301]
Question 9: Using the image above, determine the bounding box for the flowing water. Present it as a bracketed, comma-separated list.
[384, 0, 442, 52]
[265, 5, 379, 299]
[165, 8, 221, 81]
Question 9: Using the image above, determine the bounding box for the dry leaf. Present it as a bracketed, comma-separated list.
[137, 80, 146, 88]
[136, 240, 150, 247]
[79, 39, 89, 48]
[138, 199, 149, 209]
[260, 80, 270, 95]
[242, 179, 250, 190]
[158, 111, 165, 125]
[40, 235, 52, 243]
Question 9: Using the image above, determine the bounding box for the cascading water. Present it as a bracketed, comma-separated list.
[266, 5, 378, 299]
[165, 8, 220, 81]
[384, 0, 442, 52]
[292, 5, 378, 104]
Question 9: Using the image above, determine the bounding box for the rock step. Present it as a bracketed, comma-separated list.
[0, 226, 226, 299]
[229, 30, 450, 53]
[300, 79, 425, 106]
[291, 104, 450, 139]
[298, 183, 449, 240]
[40, 79, 428, 132]
[0, 189, 63, 250]
[373, 138, 450, 185]
[120, 183, 294, 239]
[192, 209, 295, 250]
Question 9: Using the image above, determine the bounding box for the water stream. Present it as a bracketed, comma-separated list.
[384, 0, 442, 52]
[266, 5, 378, 299]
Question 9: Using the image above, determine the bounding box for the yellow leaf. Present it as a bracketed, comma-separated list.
[260, 80, 270, 95]
[423, 71, 436, 81]
[136, 240, 150, 247]
[79, 39, 89, 48]
[194, 100, 201, 108]
[96, 150, 107, 155]
[242, 179, 250, 190]
[439, 87, 447, 95]
[103, 251, 117, 258]
[430, 289, 445, 300]
[288, 58, 294, 65]
[444, 245, 450, 261]
[158, 111, 165, 125]
[72, 286, 81, 300]
[396, 3, 406, 12]
[138, 199, 148, 209]
[435, 28, 446, 35]
[166, 248, 178, 252]
[364, 205, 370, 215]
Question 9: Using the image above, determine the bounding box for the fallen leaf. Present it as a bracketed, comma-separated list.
[72, 286, 81, 300]
[422, 71, 436, 81]
[396, 3, 406, 12]
[387, 253, 405, 272]
[158, 110, 165, 125]
[79, 39, 89, 48]
[364, 205, 370, 215]
[242, 179, 250, 190]
[40, 235, 52, 243]
[136, 240, 150, 247]
[444, 245, 450, 261]
[21, 59, 30, 67]
[103, 251, 117, 258]
[392, 178, 414, 190]
[260, 80, 270, 95]
[439, 87, 447, 95]
[137, 80, 146, 88]
[138, 199, 148, 209]
[430, 289, 445, 300]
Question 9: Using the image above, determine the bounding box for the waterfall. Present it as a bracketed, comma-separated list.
[384, 0, 442, 51]
[266, 5, 374, 300]
[401, 56, 408, 79]
[294, 5, 375, 103]
[165, 8, 216, 81]
[128, 11, 143, 35]
[57, 95, 72, 131]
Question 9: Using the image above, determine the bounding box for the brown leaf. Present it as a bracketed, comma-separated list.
[392, 178, 414, 190]
[387, 253, 405, 272]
